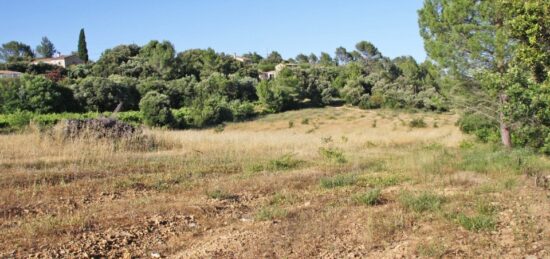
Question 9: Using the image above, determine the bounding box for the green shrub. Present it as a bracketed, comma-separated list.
[73, 76, 139, 112]
[399, 191, 444, 213]
[409, 118, 427, 128]
[319, 147, 347, 163]
[358, 174, 403, 187]
[353, 188, 382, 206]
[456, 214, 496, 231]
[457, 113, 499, 143]
[229, 101, 256, 121]
[255, 206, 288, 221]
[320, 174, 357, 189]
[172, 107, 191, 129]
[139, 91, 174, 127]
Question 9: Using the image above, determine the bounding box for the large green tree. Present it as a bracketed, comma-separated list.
[78, 28, 89, 63]
[36, 37, 56, 58]
[419, 0, 515, 148]
[0, 41, 34, 63]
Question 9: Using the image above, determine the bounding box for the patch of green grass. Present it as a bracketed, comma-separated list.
[456, 214, 496, 231]
[319, 147, 347, 164]
[301, 118, 309, 124]
[320, 174, 357, 189]
[288, 121, 294, 128]
[255, 206, 288, 221]
[447, 199, 498, 232]
[353, 188, 382, 206]
[399, 191, 445, 213]
[458, 146, 546, 176]
[248, 154, 304, 173]
[409, 118, 427, 128]
[357, 174, 404, 187]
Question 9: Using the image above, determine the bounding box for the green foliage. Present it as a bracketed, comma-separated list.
[357, 174, 404, 188]
[318, 147, 346, 163]
[73, 76, 139, 112]
[320, 174, 357, 189]
[255, 206, 288, 221]
[457, 113, 499, 143]
[456, 214, 496, 232]
[35, 37, 56, 58]
[249, 153, 303, 173]
[399, 191, 444, 213]
[0, 75, 74, 114]
[0, 41, 34, 62]
[78, 28, 89, 63]
[139, 91, 174, 127]
[409, 118, 427, 128]
[352, 188, 382, 206]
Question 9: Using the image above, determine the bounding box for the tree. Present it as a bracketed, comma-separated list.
[139, 40, 176, 79]
[140, 91, 174, 127]
[308, 53, 318, 64]
[419, 0, 515, 148]
[36, 37, 56, 58]
[335, 47, 352, 65]
[0, 75, 72, 113]
[0, 41, 34, 62]
[319, 52, 334, 66]
[355, 41, 381, 61]
[242, 52, 263, 63]
[73, 76, 137, 111]
[78, 28, 89, 63]
[266, 51, 283, 64]
[295, 53, 309, 64]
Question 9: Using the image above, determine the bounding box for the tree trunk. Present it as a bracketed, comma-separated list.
[498, 93, 512, 148]
[499, 114, 512, 148]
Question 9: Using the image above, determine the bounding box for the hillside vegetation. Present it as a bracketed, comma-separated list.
[0, 107, 548, 258]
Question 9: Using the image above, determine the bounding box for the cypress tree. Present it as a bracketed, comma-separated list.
[78, 28, 89, 63]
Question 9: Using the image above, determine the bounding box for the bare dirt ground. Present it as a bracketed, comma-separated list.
[0, 107, 549, 258]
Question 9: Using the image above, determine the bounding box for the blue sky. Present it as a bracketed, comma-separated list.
[2, 0, 426, 61]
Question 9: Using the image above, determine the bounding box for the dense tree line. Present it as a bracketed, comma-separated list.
[0, 39, 447, 129]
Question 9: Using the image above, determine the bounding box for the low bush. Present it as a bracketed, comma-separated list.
[255, 206, 288, 221]
[409, 118, 427, 128]
[352, 188, 382, 206]
[319, 147, 347, 163]
[320, 174, 357, 189]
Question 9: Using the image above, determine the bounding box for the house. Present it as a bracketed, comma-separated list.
[232, 53, 250, 63]
[259, 70, 276, 80]
[259, 63, 298, 80]
[31, 54, 84, 68]
[0, 70, 22, 79]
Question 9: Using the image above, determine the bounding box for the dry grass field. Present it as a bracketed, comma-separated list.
[1, 106, 549, 258]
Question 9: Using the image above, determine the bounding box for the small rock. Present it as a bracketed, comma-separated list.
[151, 252, 161, 258]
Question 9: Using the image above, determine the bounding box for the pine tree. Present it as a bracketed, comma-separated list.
[78, 28, 89, 63]
[36, 37, 56, 58]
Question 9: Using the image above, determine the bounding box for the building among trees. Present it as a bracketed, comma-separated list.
[31, 54, 84, 68]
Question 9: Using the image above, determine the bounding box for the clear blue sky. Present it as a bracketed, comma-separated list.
[2, 0, 426, 61]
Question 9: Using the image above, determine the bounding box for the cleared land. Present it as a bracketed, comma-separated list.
[0, 107, 549, 258]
